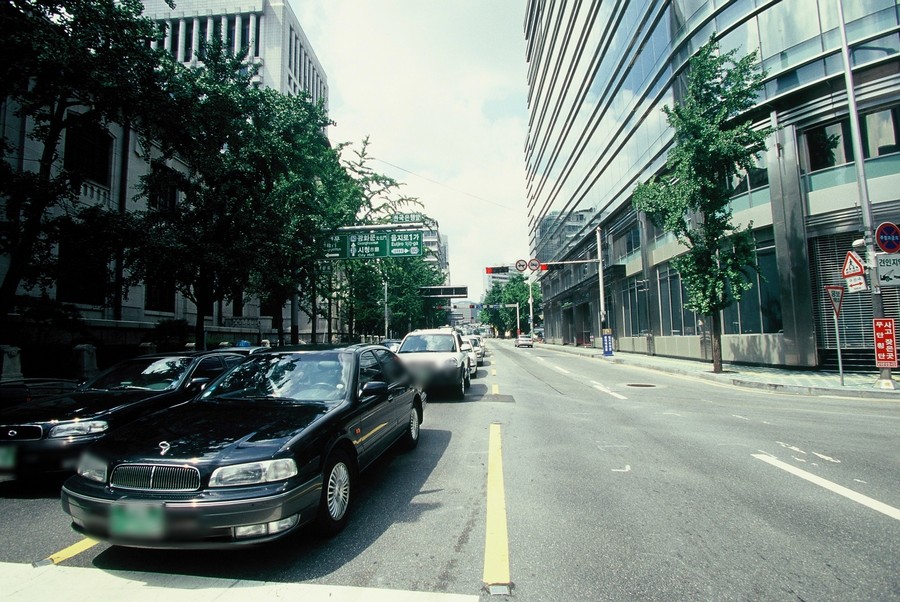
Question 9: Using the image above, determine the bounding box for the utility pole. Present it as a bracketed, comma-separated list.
[838, 0, 894, 388]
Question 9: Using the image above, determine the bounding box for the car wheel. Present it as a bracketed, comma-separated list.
[315, 450, 354, 537]
[464, 368, 471, 389]
[454, 369, 466, 399]
[401, 404, 421, 450]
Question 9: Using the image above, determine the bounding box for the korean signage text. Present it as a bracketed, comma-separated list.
[873, 318, 898, 368]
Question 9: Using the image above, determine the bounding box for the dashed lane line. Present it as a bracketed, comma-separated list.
[591, 381, 627, 400]
[753, 453, 900, 521]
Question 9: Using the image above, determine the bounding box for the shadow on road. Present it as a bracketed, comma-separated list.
[90, 429, 452, 583]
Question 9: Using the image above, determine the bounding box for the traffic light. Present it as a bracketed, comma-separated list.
[540, 263, 564, 271]
[485, 266, 509, 274]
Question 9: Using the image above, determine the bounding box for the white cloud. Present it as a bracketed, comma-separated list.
[292, 0, 530, 300]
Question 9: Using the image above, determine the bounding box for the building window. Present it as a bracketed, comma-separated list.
[863, 106, 900, 157]
[722, 228, 782, 335]
[145, 278, 176, 313]
[148, 164, 178, 212]
[56, 224, 108, 306]
[803, 119, 854, 172]
[63, 118, 112, 187]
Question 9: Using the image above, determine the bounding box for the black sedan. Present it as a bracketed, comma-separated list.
[61, 344, 425, 548]
[0, 351, 246, 481]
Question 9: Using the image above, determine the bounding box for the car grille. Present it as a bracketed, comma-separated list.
[0, 425, 43, 441]
[110, 464, 201, 491]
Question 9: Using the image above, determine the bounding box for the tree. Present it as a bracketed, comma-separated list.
[0, 0, 171, 334]
[127, 40, 279, 349]
[480, 274, 540, 336]
[632, 36, 773, 373]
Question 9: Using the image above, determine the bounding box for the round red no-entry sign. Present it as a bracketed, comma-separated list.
[876, 221, 900, 253]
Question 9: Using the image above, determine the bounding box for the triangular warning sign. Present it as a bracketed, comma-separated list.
[825, 285, 844, 317]
[841, 251, 865, 278]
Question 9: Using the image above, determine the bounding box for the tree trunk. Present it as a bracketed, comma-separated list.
[194, 309, 207, 351]
[310, 271, 318, 344]
[711, 311, 723, 373]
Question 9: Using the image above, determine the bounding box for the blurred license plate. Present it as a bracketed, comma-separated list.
[109, 501, 165, 539]
[0, 446, 15, 469]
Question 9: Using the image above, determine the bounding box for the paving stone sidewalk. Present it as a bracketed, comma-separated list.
[534, 341, 900, 400]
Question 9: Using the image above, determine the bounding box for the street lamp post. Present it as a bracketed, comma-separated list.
[838, 0, 894, 388]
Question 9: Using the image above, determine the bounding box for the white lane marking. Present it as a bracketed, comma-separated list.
[553, 365, 571, 374]
[535, 357, 546, 362]
[855, 479, 868, 484]
[812, 452, 841, 464]
[777, 441, 806, 455]
[752, 454, 900, 521]
[732, 414, 750, 421]
[597, 444, 629, 451]
[612, 465, 631, 473]
[591, 383, 627, 400]
[662, 411, 682, 417]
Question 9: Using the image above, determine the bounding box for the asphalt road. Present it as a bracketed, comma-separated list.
[1, 339, 898, 601]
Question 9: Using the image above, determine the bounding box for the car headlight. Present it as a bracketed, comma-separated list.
[77, 453, 108, 483]
[444, 358, 459, 367]
[209, 458, 298, 487]
[49, 420, 108, 438]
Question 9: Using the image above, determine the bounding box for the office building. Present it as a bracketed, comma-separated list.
[525, 0, 900, 367]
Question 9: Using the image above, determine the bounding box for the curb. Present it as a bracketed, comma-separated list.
[537, 343, 900, 401]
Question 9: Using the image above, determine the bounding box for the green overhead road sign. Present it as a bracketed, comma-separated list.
[324, 230, 423, 260]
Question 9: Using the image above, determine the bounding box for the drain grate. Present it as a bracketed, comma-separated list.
[626, 383, 657, 388]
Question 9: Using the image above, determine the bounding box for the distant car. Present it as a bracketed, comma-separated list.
[379, 339, 403, 353]
[0, 351, 246, 480]
[464, 335, 485, 366]
[396, 328, 470, 399]
[60, 345, 425, 548]
[515, 334, 533, 348]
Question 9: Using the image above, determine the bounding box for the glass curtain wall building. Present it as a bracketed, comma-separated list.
[525, 0, 900, 368]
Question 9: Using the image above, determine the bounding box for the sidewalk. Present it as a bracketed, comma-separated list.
[534, 341, 900, 400]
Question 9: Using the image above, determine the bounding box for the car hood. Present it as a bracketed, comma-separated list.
[94, 399, 334, 463]
[0, 389, 172, 424]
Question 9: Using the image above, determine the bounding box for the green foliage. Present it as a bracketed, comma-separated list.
[0, 0, 171, 327]
[633, 36, 772, 315]
[632, 35, 772, 371]
[480, 275, 541, 335]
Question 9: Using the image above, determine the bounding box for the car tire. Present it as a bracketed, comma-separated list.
[454, 369, 466, 400]
[315, 449, 354, 537]
[401, 404, 421, 450]
[464, 368, 471, 389]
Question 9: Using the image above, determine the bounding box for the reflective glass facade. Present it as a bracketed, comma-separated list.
[526, 0, 900, 367]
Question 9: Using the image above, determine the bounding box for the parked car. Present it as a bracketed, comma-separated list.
[0, 351, 246, 481]
[396, 328, 471, 399]
[515, 334, 534, 348]
[0, 378, 79, 409]
[379, 339, 403, 353]
[464, 335, 485, 366]
[60, 345, 425, 548]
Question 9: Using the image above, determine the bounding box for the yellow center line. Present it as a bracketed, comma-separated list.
[34, 538, 99, 567]
[483, 423, 510, 589]
[491, 383, 500, 395]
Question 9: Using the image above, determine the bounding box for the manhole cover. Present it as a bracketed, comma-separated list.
[626, 383, 657, 388]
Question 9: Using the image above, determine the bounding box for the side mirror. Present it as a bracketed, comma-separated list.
[461, 343, 472, 352]
[187, 377, 211, 392]
[360, 381, 388, 398]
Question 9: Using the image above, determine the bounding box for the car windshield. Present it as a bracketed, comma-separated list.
[201, 351, 353, 403]
[398, 334, 457, 353]
[86, 357, 193, 391]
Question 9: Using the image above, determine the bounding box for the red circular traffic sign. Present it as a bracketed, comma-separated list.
[876, 221, 900, 253]
[515, 259, 527, 272]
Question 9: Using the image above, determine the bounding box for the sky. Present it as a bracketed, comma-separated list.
[292, 1, 531, 301]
